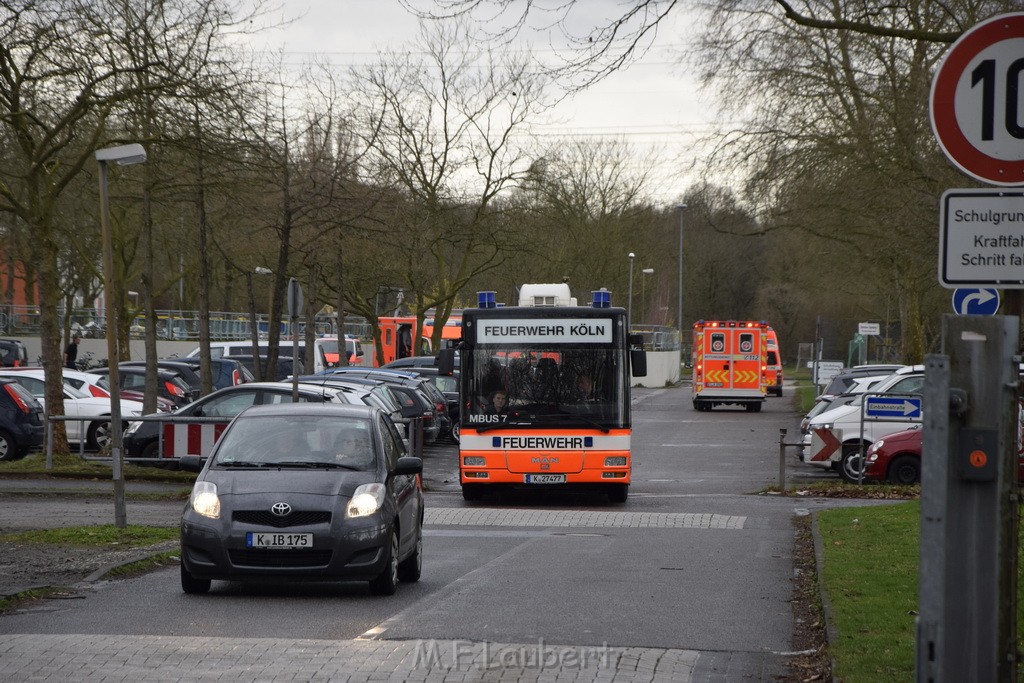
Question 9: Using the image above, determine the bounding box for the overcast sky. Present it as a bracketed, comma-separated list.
[248, 0, 713, 204]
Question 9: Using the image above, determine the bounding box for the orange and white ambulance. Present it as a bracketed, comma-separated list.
[691, 320, 769, 412]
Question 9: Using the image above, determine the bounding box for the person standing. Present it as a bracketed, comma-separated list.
[63, 334, 81, 370]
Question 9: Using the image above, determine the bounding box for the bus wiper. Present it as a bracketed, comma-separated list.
[474, 420, 529, 433]
[217, 461, 267, 468]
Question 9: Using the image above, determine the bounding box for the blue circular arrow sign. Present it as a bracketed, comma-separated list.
[952, 288, 1000, 315]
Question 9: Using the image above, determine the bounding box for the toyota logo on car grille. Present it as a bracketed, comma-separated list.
[271, 502, 291, 517]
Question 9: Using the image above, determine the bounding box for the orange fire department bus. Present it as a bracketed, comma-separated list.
[444, 284, 646, 503]
[691, 320, 769, 412]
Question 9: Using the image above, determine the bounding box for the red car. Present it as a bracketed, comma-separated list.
[864, 427, 922, 484]
[865, 424, 1024, 485]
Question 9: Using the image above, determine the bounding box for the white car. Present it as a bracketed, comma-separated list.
[0, 369, 147, 450]
[803, 365, 925, 482]
[60, 368, 173, 412]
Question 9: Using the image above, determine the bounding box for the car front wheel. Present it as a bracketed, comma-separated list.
[369, 528, 400, 596]
[887, 455, 921, 485]
[839, 446, 866, 483]
[397, 523, 422, 583]
[180, 563, 211, 594]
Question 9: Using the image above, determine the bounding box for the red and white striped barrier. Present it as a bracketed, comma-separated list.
[162, 422, 228, 458]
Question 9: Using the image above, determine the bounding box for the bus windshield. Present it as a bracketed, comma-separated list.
[466, 347, 625, 429]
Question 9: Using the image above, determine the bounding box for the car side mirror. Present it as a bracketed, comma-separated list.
[394, 456, 423, 476]
[179, 455, 205, 473]
[436, 349, 456, 375]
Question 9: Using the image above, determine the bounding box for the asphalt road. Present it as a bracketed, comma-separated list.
[0, 385, 875, 681]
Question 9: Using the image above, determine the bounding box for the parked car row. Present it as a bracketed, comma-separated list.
[122, 361, 459, 466]
[800, 363, 1024, 486]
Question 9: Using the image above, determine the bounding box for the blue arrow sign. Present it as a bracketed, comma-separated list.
[952, 288, 1000, 315]
[866, 396, 922, 419]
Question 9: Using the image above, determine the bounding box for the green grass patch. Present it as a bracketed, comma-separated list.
[818, 501, 1024, 681]
[0, 525, 178, 548]
[0, 452, 196, 483]
[0, 586, 70, 613]
[104, 550, 180, 579]
[818, 502, 919, 682]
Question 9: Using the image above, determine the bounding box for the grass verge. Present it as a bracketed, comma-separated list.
[0, 525, 178, 547]
[817, 501, 1024, 681]
[0, 452, 196, 482]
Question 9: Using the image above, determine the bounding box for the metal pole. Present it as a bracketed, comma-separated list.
[676, 204, 686, 337]
[778, 428, 787, 492]
[627, 253, 635, 330]
[98, 159, 126, 528]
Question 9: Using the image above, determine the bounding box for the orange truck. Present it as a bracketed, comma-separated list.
[691, 320, 769, 412]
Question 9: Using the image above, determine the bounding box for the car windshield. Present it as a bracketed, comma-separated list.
[212, 414, 377, 470]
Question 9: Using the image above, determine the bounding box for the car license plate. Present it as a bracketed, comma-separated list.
[524, 474, 566, 484]
[246, 532, 312, 549]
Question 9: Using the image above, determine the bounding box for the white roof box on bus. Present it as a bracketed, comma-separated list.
[518, 283, 577, 307]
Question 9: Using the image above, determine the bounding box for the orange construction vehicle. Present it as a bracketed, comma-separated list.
[691, 320, 769, 412]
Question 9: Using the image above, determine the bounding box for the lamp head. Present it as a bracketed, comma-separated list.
[95, 143, 147, 165]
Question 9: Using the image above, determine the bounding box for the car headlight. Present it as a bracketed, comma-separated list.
[463, 456, 485, 466]
[869, 440, 884, 453]
[346, 483, 385, 518]
[817, 423, 833, 430]
[124, 421, 141, 435]
[867, 453, 878, 462]
[605, 456, 627, 466]
[190, 481, 220, 519]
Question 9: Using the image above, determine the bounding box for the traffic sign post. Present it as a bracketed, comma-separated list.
[952, 287, 1000, 315]
[939, 190, 1024, 287]
[864, 394, 922, 419]
[930, 13, 1024, 186]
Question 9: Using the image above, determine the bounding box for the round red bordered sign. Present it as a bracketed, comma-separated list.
[930, 13, 1024, 186]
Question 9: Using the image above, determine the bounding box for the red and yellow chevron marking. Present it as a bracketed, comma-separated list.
[705, 369, 729, 383]
[734, 370, 759, 384]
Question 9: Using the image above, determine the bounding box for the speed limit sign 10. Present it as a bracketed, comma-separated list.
[930, 13, 1024, 186]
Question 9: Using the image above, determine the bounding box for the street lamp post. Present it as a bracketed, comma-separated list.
[641, 268, 654, 324]
[676, 203, 686, 341]
[627, 253, 635, 330]
[96, 143, 147, 529]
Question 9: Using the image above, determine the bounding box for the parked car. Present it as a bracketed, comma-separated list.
[864, 426, 922, 484]
[805, 365, 925, 482]
[0, 377, 45, 461]
[0, 369, 146, 450]
[0, 339, 29, 368]
[818, 365, 906, 399]
[178, 403, 423, 595]
[393, 366, 461, 442]
[115, 360, 203, 401]
[122, 381, 351, 460]
[123, 358, 254, 391]
[296, 375, 416, 440]
[383, 353, 461, 371]
[230, 355, 297, 382]
[55, 368, 174, 413]
[88, 366, 193, 409]
[317, 368, 446, 443]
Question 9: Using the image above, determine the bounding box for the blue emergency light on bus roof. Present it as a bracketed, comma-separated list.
[477, 291, 497, 309]
[591, 289, 612, 308]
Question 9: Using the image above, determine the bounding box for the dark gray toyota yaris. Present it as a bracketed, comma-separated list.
[179, 403, 423, 595]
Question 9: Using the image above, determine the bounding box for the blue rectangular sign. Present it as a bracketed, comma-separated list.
[865, 396, 922, 419]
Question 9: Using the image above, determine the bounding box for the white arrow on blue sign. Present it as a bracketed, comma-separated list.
[865, 396, 922, 419]
[952, 288, 999, 315]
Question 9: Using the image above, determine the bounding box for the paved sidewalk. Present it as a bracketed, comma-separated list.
[1, 632, 787, 682]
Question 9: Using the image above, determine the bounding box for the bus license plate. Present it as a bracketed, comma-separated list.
[246, 532, 312, 549]
[524, 474, 566, 484]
